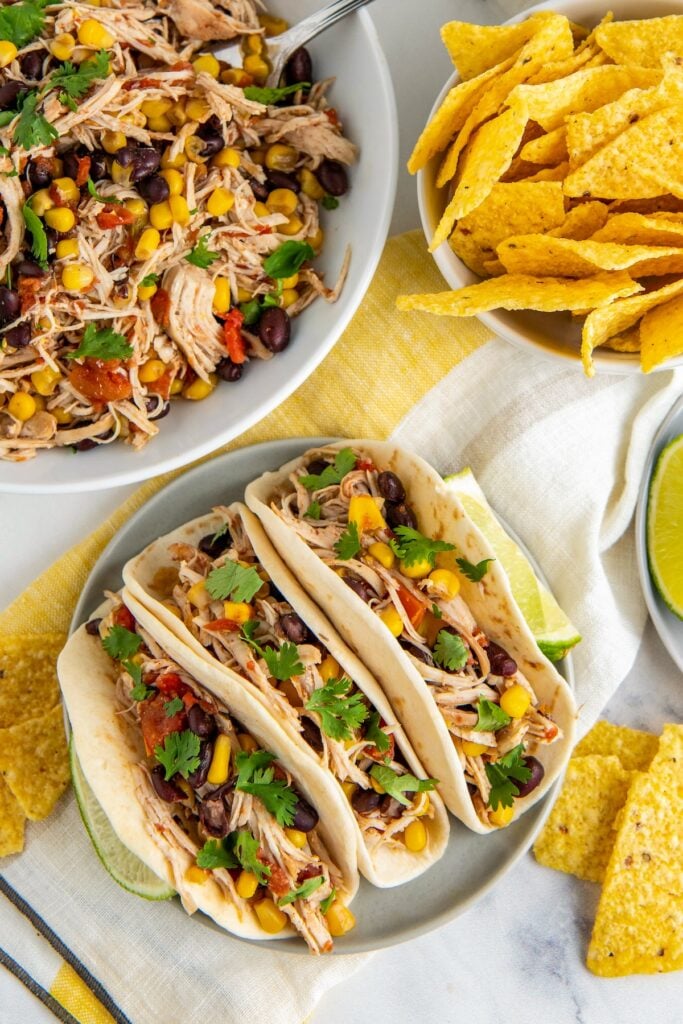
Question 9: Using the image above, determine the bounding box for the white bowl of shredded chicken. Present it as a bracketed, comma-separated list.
[0, 0, 397, 492]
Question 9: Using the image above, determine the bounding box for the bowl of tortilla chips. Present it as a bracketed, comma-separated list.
[403, 0, 683, 377]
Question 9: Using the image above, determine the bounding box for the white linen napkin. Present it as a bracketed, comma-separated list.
[391, 340, 682, 734]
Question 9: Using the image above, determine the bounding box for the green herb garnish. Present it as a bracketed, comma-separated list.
[263, 240, 315, 280]
[13, 90, 57, 149]
[456, 556, 495, 582]
[262, 642, 304, 682]
[51, 50, 109, 103]
[66, 323, 133, 361]
[485, 744, 531, 810]
[22, 202, 47, 269]
[299, 448, 356, 490]
[205, 561, 262, 603]
[322, 195, 339, 210]
[369, 765, 437, 807]
[234, 749, 298, 827]
[474, 699, 511, 733]
[101, 625, 142, 661]
[364, 711, 390, 754]
[0, 0, 49, 48]
[390, 526, 455, 569]
[304, 677, 368, 741]
[164, 697, 184, 718]
[154, 730, 201, 781]
[244, 82, 310, 105]
[196, 838, 239, 871]
[433, 630, 468, 672]
[304, 501, 321, 520]
[232, 829, 270, 884]
[278, 874, 324, 906]
[334, 521, 361, 561]
[86, 176, 123, 205]
[186, 233, 220, 269]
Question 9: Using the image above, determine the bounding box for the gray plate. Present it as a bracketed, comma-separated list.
[635, 397, 683, 674]
[71, 438, 574, 955]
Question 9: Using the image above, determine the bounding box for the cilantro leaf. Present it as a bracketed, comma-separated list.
[334, 521, 361, 561]
[233, 830, 270, 885]
[122, 659, 143, 694]
[164, 697, 184, 717]
[13, 90, 57, 150]
[262, 292, 280, 308]
[392, 526, 455, 569]
[263, 240, 315, 280]
[239, 298, 261, 325]
[50, 50, 109, 101]
[456, 556, 495, 583]
[364, 711, 390, 754]
[299, 448, 357, 491]
[234, 748, 276, 787]
[0, 111, 17, 128]
[431, 603, 443, 619]
[241, 619, 261, 646]
[244, 82, 310, 105]
[320, 888, 336, 915]
[234, 749, 298, 827]
[22, 202, 47, 269]
[66, 323, 133, 362]
[86, 176, 122, 205]
[369, 765, 438, 807]
[101, 625, 142, 661]
[141, 272, 160, 288]
[474, 699, 511, 733]
[278, 874, 324, 906]
[185, 234, 220, 269]
[154, 730, 201, 781]
[322, 194, 339, 210]
[262, 642, 304, 682]
[205, 562, 262, 603]
[305, 677, 368, 741]
[485, 744, 531, 810]
[0, 0, 48, 48]
[196, 837, 239, 871]
[433, 630, 468, 672]
[304, 501, 321, 520]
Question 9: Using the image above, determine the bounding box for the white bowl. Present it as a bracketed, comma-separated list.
[417, 0, 683, 375]
[1, 2, 397, 493]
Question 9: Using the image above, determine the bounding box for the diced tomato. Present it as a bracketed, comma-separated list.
[396, 585, 426, 629]
[69, 358, 132, 403]
[18, 277, 43, 313]
[296, 865, 322, 885]
[138, 693, 187, 756]
[154, 672, 184, 695]
[150, 288, 171, 328]
[325, 108, 339, 127]
[365, 726, 395, 763]
[256, 225, 272, 235]
[222, 308, 246, 364]
[264, 860, 290, 898]
[48, 181, 72, 207]
[96, 206, 136, 229]
[169, 61, 193, 73]
[544, 722, 559, 742]
[114, 605, 135, 631]
[356, 459, 375, 471]
[124, 76, 163, 90]
[74, 155, 91, 187]
[202, 617, 242, 633]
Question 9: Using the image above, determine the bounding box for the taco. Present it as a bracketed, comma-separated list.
[57, 592, 358, 954]
[244, 441, 577, 834]
[122, 503, 449, 886]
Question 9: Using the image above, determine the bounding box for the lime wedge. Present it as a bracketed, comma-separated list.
[647, 433, 683, 619]
[443, 468, 581, 661]
[70, 738, 175, 901]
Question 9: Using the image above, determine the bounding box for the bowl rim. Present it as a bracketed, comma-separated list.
[416, 0, 683, 375]
[0, 8, 399, 494]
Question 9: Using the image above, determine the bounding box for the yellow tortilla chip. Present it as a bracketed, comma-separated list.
[448, 181, 566, 277]
[397, 272, 641, 317]
[439, 13, 553, 81]
[497, 235, 683, 278]
[596, 16, 683, 69]
[649, 724, 683, 778]
[524, 161, 570, 182]
[592, 212, 683, 246]
[520, 126, 568, 165]
[533, 755, 634, 883]
[0, 633, 64, 728]
[573, 720, 658, 771]
[0, 705, 69, 820]
[640, 293, 683, 372]
[602, 326, 641, 353]
[0, 775, 24, 857]
[548, 201, 609, 240]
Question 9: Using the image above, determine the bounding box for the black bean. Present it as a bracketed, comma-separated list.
[131, 147, 160, 182]
[379, 795, 403, 818]
[0, 287, 20, 325]
[89, 150, 108, 181]
[487, 641, 517, 677]
[199, 784, 233, 837]
[292, 795, 319, 832]
[20, 50, 44, 80]
[145, 398, 170, 421]
[216, 357, 243, 382]
[196, 120, 223, 157]
[0, 80, 23, 110]
[265, 168, 300, 193]
[400, 641, 433, 665]
[305, 458, 329, 476]
[85, 618, 102, 635]
[137, 174, 170, 204]
[150, 765, 185, 803]
[343, 573, 375, 603]
[377, 471, 405, 503]
[300, 716, 323, 753]
[248, 176, 269, 202]
[197, 114, 221, 138]
[279, 612, 308, 644]
[317, 159, 348, 197]
[198, 529, 232, 559]
[385, 501, 417, 530]
[188, 702, 217, 739]
[285, 47, 312, 86]
[516, 756, 545, 798]
[16, 258, 46, 278]
[61, 151, 80, 180]
[4, 323, 31, 348]
[258, 307, 290, 353]
[187, 739, 214, 789]
[25, 158, 51, 191]
[71, 438, 99, 452]
[114, 146, 136, 167]
[351, 788, 380, 814]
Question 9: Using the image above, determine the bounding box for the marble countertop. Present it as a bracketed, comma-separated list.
[2, 1, 682, 1021]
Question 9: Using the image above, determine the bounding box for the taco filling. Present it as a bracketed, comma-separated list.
[90, 596, 353, 954]
[267, 446, 563, 828]
[158, 507, 439, 856]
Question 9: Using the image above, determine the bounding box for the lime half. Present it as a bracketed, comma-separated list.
[443, 468, 581, 661]
[70, 738, 175, 901]
[647, 433, 683, 619]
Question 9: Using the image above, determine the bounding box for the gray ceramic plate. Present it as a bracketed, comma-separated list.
[70, 438, 574, 955]
[635, 397, 683, 674]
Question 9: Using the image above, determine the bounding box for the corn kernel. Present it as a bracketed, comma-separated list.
[160, 146, 186, 169]
[160, 168, 183, 196]
[348, 494, 386, 533]
[221, 67, 252, 88]
[102, 130, 126, 154]
[284, 828, 307, 849]
[61, 263, 94, 292]
[169, 194, 189, 225]
[266, 188, 298, 216]
[489, 803, 515, 828]
[185, 865, 210, 885]
[31, 366, 61, 396]
[183, 374, 216, 401]
[148, 201, 171, 230]
[367, 541, 395, 570]
[207, 187, 234, 217]
[192, 53, 220, 78]
[243, 54, 269, 83]
[134, 227, 160, 260]
[325, 901, 356, 937]
[428, 568, 460, 600]
[318, 655, 340, 684]
[167, 99, 188, 128]
[379, 606, 404, 638]
[279, 214, 304, 236]
[236, 286, 252, 303]
[299, 168, 324, 200]
[400, 556, 432, 580]
[30, 189, 54, 216]
[137, 282, 157, 301]
[44, 206, 76, 233]
[124, 197, 148, 222]
[341, 781, 357, 802]
[51, 33, 75, 62]
[253, 201, 269, 218]
[279, 288, 297, 309]
[265, 144, 297, 172]
[170, 377, 183, 395]
[207, 733, 231, 785]
[186, 97, 211, 122]
[370, 775, 384, 794]
[213, 277, 230, 314]
[249, 146, 267, 165]
[146, 114, 172, 133]
[52, 407, 73, 425]
[244, 34, 264, 54]
[111, 159, 131, 185]
[307, 226, 324, 251]
[186, 580, 211, 608]
[120, 110, 144, 128]
[8, 392, 36, 421]
[0, 41, 18, 68]
[138, 358, 165, 383]
[500, 684, 531, 719]
[238, 733, 259, 753]
[259, 13, 289, 36]
[254, 899, 287, 934]
[404, 819, 427, 853]
[280, 273, 299, 289]
[222, 601, 252, 624]
[56, 238, 79, 259]
[77, 19, 114, 48]
[412, 792, 431, 817]
[461, 740, 489, 758]
[139, 100, 171, 123]
[212, 147, 241, 169]
[235, 869, 259, 899]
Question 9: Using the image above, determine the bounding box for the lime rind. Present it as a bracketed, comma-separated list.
[70, 738, 176, 901]
[647, 433, 683, 620]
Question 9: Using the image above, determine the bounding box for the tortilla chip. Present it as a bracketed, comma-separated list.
[396, 272, 641, 317]
[533, 755, 634, 883]
[524, 161, 570, 182]
[602, 326, 641, 353]
[0, 633, 64, 728]
[573, 720, 658, 771]
[527, 41, 598, 85]
[0, 775, 24, 857]
[439, 15, 550, 80]
[592, 212, 683, 246]
[448, 181, 566, 276]
[548, 201, 609, 240]
[596, 16, 683, 69]
[640, 294, 683, 372]
[520, 126, 568, 165]
[497, 235, 683, 278]
[0, 705, 69, 820]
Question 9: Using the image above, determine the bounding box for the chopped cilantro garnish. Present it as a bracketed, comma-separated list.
[474, 699, 511, 732]
[304, 501, 321, 520]
[456, 556, 495, 582]
[391, 526, 455, 569]
[334, 521, 361, 561]
[13, 90, 57, 149]
[51, 50, 109, 103]
[0, 0, 49, 48]
[232, 830, 270, 884]
[86, 176, 123, 205]
[278, 874, 324, 906]
[364, 711, 390, 754]
[140, 272, 160, 288]
[304, 677, 368, 741]
[322, 194, 339, 210]
[431, 603, 443, 619]
[433, 630, 468, 672]
[262, 642, 304, 682]
[164, 697, 184, 718]
[196, 837, 239, 871]
[320, 888, 336, 915]
[299, 448, 357, 491]
[234, 749, 298, 826]
[129, 670, 152, 702]
[154, 730, 201, 781]
[22, 202, 47, 269]
[263, 240, 315, 280]
[185, 233, 220, 269]
[101, 625, 142, 661]
[239, 298, 262, 325]
[485, 744, 531, 810]
[369, 765, 437, 807]
[244, 82, 310, 105]
[206, 561, 262, 603]
[66, 323, 133, 362]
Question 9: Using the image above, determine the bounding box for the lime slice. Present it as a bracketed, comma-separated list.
[443, 468, 581, 661]
[647, 433, 683, 619]
[70, 738, 175, 901]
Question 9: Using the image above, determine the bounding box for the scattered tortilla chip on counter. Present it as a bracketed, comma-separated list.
[572, 720, 658, 771]
[0, 633, 65, 728]
[0, 705, 69, 821]
[0, 775, 25, 857]
[533, 755, 633, 882]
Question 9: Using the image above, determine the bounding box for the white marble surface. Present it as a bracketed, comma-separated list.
[2, 1, 683, 1022]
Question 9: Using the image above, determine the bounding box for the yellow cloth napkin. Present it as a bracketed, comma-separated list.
[0, 230, 487, 1024]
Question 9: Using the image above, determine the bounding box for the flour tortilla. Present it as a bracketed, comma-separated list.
[245, 441, 576, 834]
[57, 596, 358, 943]
[123, 504, 449, 886]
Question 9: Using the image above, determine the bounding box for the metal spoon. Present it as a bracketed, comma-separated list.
[213, 0, 378, 89]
